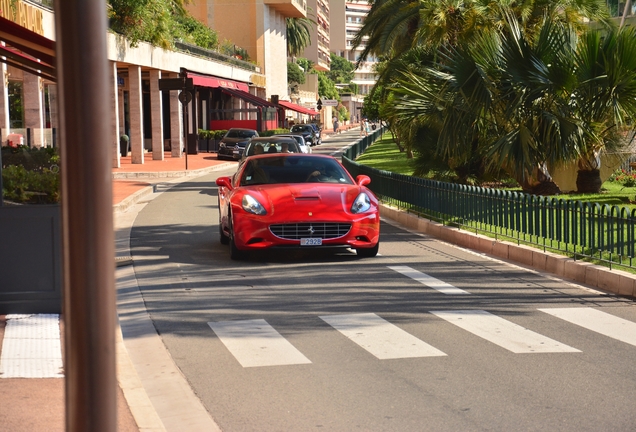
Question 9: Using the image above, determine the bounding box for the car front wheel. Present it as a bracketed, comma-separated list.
[356, 242, 379, 258]
[219, 214, 229, 245]
[229, 214, 246, 260]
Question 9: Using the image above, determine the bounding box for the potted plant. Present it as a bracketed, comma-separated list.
[213, 130, 228, 152]
[119, 134, 129, 157]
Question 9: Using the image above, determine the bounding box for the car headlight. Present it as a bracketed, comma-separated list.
[219, 142, 227, 148]
[242, 194, 267, 215]
[351, 192, 371, 214]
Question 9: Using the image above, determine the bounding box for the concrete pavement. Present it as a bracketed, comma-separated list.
[2, 127, 633, 432]
[0, 149, 237, 432]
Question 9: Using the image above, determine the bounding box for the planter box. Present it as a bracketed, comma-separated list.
[0, 204, 62, 313]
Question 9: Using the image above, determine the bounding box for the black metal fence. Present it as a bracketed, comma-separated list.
[342, 130, 636, 271]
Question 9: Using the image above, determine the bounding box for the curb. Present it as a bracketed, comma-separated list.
[113, 164, 232, 431]
[112, 162, 236, 180]
[379, 203, 636, 299]
[112, 163, 236, 214]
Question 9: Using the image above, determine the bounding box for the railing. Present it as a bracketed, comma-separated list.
[619, 154, 636, 173]
[173, 41, 259, 72]
[342, 130, 636, 271]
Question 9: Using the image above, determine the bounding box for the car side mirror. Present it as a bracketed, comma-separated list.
[216, 176, 234, 190]
[356, 175, 371, 186]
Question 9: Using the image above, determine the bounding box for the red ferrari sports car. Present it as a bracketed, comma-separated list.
[215, 153, 380, 260]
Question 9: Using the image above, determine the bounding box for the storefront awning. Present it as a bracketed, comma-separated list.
[0, 16, 56, 81]
[221, 87, 276, 108]
[186, 72, 249, 92]
[278, 100, 319, 116]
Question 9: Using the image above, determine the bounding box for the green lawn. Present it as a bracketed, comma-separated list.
[354, 134, 416, 176]
[356, 135, 636, 211]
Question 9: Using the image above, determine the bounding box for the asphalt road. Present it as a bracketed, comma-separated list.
[126, 133, 636, 431]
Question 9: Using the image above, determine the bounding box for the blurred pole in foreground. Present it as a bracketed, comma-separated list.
[53, 0, 117, 430]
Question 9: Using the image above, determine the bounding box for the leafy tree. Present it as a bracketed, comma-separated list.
[296, 58, 316, 74]
[318, 72, 340, 100]
[327, 53, 355, 84]
[337, 104, 350, 122]
[288, 62, 306, 85]
[362, 86, 381, 121]
[108, 0, 230, 55]
[172, 14, 219, 50]
[108, 0, 176, 48]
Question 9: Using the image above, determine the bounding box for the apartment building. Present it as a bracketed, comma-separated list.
[303, 0, 331, 72]
[330, 0, 377, 96]
[186, 0, 308, 100]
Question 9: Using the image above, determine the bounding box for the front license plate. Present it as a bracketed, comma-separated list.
[300, 238, 322, 246]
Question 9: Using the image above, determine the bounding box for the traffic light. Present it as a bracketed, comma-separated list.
[316, 99, 322, 111]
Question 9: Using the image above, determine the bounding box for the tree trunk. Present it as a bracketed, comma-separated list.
[576, 153, 602, 193]
[524, 180, 562, 196]
[519, 163, 561, 195]
[576, 169, 602, 193]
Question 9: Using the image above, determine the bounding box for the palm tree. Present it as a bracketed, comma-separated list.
[286, 16, 315, 60]
[351, 0, 421, 67]
[353, 0, 611, 66]
[388, 14, 589, 194]
[572, 27, 636, 192]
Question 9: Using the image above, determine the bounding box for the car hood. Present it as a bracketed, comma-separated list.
[221, 137, 250, 146]
[241, 184, 372, 217]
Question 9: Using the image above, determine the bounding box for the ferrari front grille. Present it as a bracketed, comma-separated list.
[269, 223, 352, 240]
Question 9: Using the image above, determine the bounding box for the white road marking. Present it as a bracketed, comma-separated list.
[320, 313, 447, 359]
[431, 310, 581, 354]
[388, 265, 470, 294]
[0, 314, 63, 378]
[208, 319, 311, 368]
[539, 307, 636, 347]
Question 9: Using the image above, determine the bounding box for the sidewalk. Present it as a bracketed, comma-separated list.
[113, 151, 237, 205]
[1, 133, 356, 431]
[0, 149, 236, 432]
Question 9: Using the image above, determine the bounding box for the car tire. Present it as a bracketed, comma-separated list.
[356, 242, 379, 258]
[228, 214, 246, 260]
[219, 215, 230, 245]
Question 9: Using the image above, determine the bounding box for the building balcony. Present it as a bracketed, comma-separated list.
[264, 0, 307, 18]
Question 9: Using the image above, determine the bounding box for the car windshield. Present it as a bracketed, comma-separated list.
[290, 125, 310, 133]
[275, 135, 305, 145]
[245, 140, 300, 157]
[240, 156, 353, 186]
[226, 130, 256, 138]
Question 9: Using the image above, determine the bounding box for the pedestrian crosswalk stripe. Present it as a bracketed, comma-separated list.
[431, 310, 581, 354]
[388, 266, 470, 295]
[319, 313, 447, 359]
[208, 319, 312, 368]
[539, 307, 636, 347]
[0, 314, 63, 378]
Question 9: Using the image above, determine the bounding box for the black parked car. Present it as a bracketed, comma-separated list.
[240, 136, 302, 162]
[290, 124, 318, 146]
[217, 128, 259, 160]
